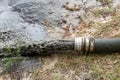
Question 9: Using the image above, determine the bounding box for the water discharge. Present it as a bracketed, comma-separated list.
[0, 0, 120, 79]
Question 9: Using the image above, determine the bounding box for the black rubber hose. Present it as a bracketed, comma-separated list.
[94, 38, 120, 53]
[0, 38, 120, 57]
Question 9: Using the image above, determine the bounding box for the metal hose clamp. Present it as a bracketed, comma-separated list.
[75, 37, 83, 52]
[75, 37, 94, 54]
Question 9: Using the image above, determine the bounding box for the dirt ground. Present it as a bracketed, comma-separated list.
[0, 0, 120, 80]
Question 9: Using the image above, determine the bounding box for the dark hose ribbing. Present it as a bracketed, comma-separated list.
[94, 38, 120, 53]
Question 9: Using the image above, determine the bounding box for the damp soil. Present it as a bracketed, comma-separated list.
[0, 0, 120, 79]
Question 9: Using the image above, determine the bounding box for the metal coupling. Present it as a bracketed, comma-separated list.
[74, 37, 94, 54]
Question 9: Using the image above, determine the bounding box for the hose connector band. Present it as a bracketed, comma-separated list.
[75, 37, 83, 51]
[75, 37, 94, 54]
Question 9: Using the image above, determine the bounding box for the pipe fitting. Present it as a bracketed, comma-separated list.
[74, 37, 94, 54]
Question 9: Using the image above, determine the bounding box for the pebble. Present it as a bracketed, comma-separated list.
[63, 2, 80, 11]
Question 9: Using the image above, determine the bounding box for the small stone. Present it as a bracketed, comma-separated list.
[113, 60, 118, 64]
[63, 2, 80, 11]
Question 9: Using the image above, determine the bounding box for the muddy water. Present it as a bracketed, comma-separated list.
[0, 0, 50, 77]
[0, 0, 119, 79]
